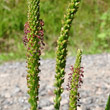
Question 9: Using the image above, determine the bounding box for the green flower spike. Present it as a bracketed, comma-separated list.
[68, 49, 83, 110]
[23, 0, 44, 110]
[54, 0, 81, 109]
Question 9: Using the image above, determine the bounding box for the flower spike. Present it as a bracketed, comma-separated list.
[54, 0, 81, 109]
[68, 49, 83, 110]
[23, 0, 44, 110]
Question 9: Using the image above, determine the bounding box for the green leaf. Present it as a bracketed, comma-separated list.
[105, 95, 110, 110]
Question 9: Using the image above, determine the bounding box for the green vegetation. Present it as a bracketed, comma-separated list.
[68, 49, 83, 110]
[25, 0, 45, 109]
[25, 0, 82, 109]
[54, 0, 81, 109]
[0, 0, 110, 63]
[105, 95, 110, 110]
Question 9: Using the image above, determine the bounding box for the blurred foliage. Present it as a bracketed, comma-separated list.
[97, 10, 110, 50]
[0, 0, 110, 62]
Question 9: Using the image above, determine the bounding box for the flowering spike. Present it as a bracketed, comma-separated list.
[67, 49, 84, 110]
[54, 0, 81, 109]
[23, 0, 45, 110]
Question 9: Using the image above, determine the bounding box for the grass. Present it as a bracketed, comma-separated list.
[0, 0, 110, 63]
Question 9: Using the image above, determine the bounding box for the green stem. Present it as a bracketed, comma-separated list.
[105, 95, 110, 110]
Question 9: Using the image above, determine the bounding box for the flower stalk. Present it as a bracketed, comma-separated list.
[23, 0, 44, 110]
[54, 0, 81, 109]
[67, 49, 83, 110]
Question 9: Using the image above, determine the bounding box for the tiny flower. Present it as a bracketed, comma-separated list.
[39, 19, 44, 26]
[36, 35, 40, 39]
[39, 30, 44, 36]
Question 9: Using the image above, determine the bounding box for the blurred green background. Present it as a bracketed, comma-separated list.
[0, 0, 110, 63]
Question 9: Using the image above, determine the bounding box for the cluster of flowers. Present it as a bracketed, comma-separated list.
[23, 22, 30, 46]
[67, 65, 84, 106]
[67, 66, 84, 90]
[37, 19, 45, 47]
[23, 19, 45, 48]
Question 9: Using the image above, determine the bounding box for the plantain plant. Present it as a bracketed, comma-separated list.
[23, 0, 82, 109]
[67, 49, 83, 110]
[23, 0, 44, 110]
[54, 0, 81, 109]
[23, 0, 109, 110]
